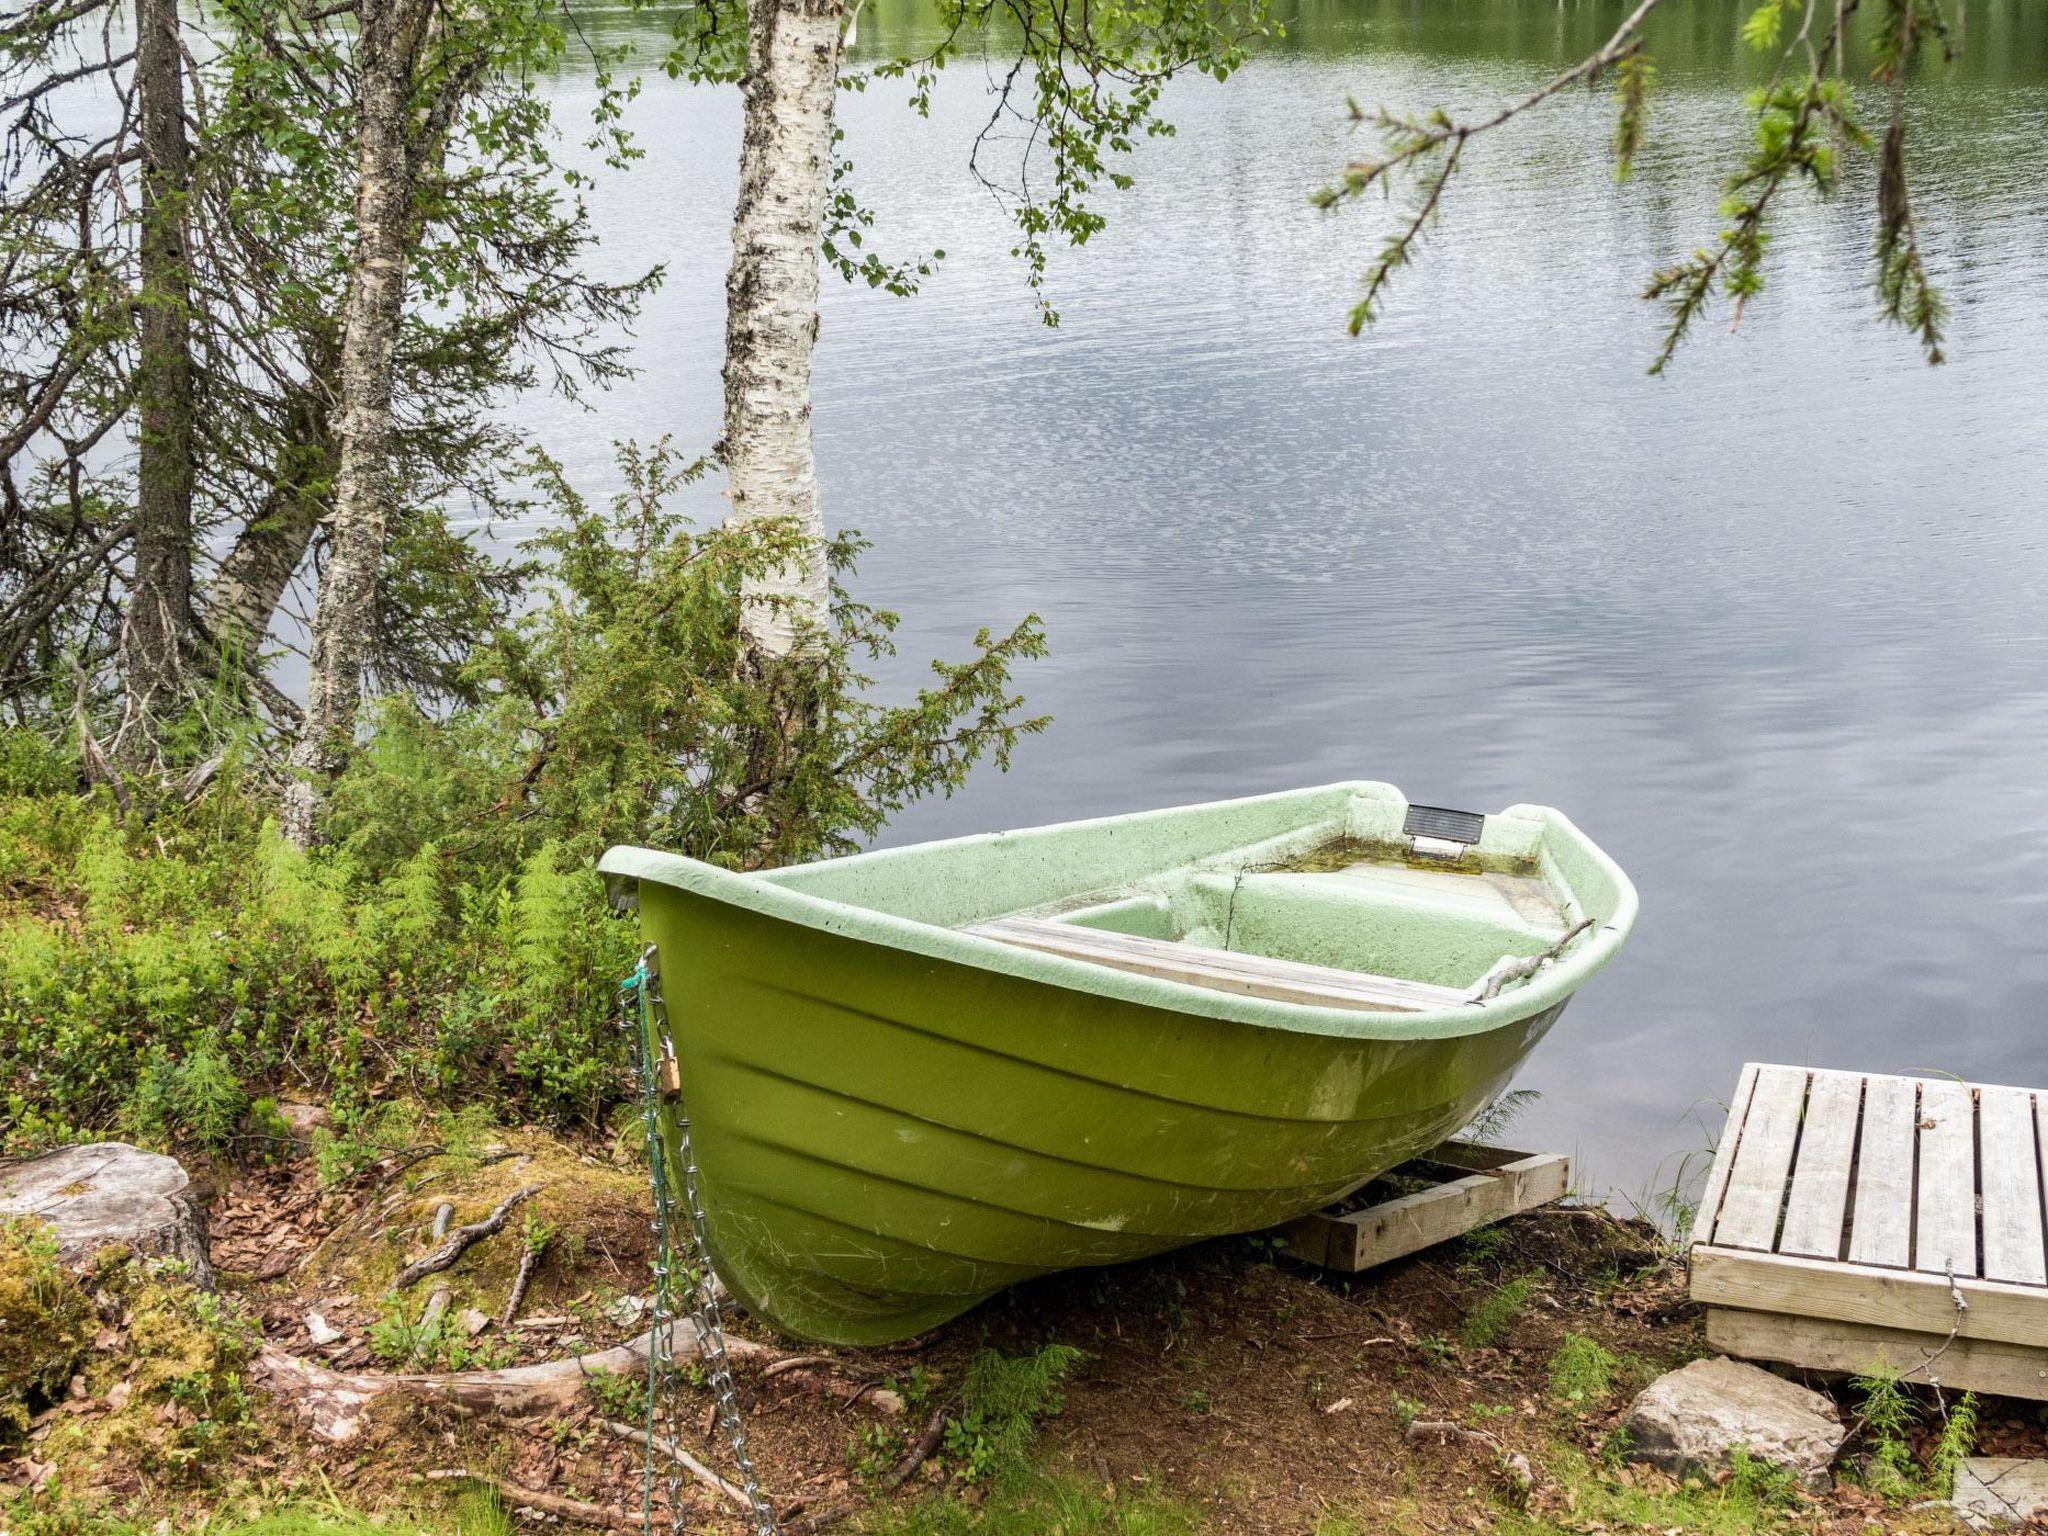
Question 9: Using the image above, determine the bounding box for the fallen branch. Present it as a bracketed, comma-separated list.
[503, 1241, 542, 1326]
[1405, 1418, 1498, 1450]
[761, 1353, 843, 1379]
[882, 1405, 950, 1493]
[252, 1317, 901, 1444]
[601, 1419, 747, 1510]
[387, 1185, 542, 1293]
[424, 1470, 631, 1531]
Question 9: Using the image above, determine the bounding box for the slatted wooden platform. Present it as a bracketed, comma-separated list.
[1690, 1063, 2048, 1400]
[1280, 1141, 1570, 1273]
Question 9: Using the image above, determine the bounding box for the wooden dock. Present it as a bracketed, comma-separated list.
[1282, 1141, 1569, 1273]
[1690, 1063, 2048, 1400]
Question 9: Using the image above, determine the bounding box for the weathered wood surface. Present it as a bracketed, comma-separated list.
[1691, 1063, 2048, 1401]
[1281, 1142, 1569, 1273]
[253, 1318, 903, 1444]
[1705, 1308, 2048, 1402]
[968, 914, 1472, 1014]
[0, 1141, 213, 1287]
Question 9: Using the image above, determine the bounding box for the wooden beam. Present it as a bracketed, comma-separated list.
[1283, 1150, 1569, 1274]
[968, 915, 1472, 1014]
[1691, 1246, 2048, 1349]
[1705, 1308, 2048, 1402]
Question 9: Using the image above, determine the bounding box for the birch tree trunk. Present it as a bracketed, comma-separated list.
[723, 0, 845, 658]
[281, 0, 426, 847]
[120, 0, 196, 761]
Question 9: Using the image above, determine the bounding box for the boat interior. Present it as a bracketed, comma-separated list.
[759, 786, 1622, 1015]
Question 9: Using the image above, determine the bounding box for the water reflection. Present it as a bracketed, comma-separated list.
[519, 0, 2048, 1198]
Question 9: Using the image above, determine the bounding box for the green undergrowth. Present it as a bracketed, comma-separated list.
[3, 1219, 262, 1502]
[1, 443, 1045, 1150]
[1493, 1445, 1809, 1536]
[859, 1470, 1200, 1536]
[8, 1494, 511, 1536]
[0, 1216, 95, 1438]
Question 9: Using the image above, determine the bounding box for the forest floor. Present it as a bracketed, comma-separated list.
[8, 1120, 2043, 1536]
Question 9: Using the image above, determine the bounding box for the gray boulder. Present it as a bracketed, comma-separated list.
[1622, 1356, 1844, 1492]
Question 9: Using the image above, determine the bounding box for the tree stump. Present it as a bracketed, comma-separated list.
[0, 1142, 214, 1288]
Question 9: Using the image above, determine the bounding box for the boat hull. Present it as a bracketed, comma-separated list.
[609, 783, 1635, 1345]
[637, 884, 1565, 1345]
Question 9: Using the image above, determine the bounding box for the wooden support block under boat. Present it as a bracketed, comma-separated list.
[1278, 1141, 1570, 1273]
[966, 914, 1474, 1014]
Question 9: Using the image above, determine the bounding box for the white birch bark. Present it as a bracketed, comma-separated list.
[281, 0, 428, 846]
[723, 0, 846, 657]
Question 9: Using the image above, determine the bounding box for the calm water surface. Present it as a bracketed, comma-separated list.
[517, 0, 2048, 1203]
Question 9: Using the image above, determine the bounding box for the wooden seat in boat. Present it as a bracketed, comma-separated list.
[967, 915, 1474, 1014]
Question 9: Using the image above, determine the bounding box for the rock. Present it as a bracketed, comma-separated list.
[1953, 1458, 2048, 1528]
[460, 1308, 493, 1336]
[305, 1311, 343, 1346]
[277, 1102, 330, 1140]
[1621, 1356, 1844, 1492]
[0, 1142, 213, 1288]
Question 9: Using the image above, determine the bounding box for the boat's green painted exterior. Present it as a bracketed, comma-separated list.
[599, 782, 1636, 1345]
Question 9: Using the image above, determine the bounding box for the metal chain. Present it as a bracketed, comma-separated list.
[623, 946, 779, 1536]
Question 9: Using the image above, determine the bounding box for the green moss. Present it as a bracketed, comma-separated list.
[0, 1217, 94, 1439]
[34, 1256, 261, 1486]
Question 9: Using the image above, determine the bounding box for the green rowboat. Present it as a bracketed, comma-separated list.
[599, 782, 1636, 1345]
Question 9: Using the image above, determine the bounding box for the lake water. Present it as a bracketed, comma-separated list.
[514, 0, 2048, 1205]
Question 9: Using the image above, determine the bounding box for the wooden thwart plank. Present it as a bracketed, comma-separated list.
[969, 915, 1471, 1014]
[1705, 1308, 2048, 1402]
[1281, 1147, 1569, 1274]
[1691, 1246, 2048, 1348]
[1778, 1070, 1862, 1260]
[1916, 1078, 1978, 1278]
[1979, 1087, 2047, 1286]
[1848, 1073, 1918, 1269]
[1710, 1066, 1808, 1252]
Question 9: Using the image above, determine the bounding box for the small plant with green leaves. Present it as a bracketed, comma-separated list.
[1851, 1369, 1922, 1500]
[1389, 1393, 1423, 1431]
[1548, 1333, 1620, 1411]
[1724, 1444, 1801, 1506]
[582, 1367, 644, 1423]
[1930, 1391, 1980, 1496]
[1461, 1270, 1541, 1348]
[940, 1343, 1084, 1490]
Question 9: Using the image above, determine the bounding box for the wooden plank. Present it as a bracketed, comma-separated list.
[1848, 1073, 1918, 1269]
[1706, 1308, 2048, 1402]
[1979, 1087, 2046, 1286]
[1691, 1246, 2048, 1347]
[1691, 1063, 1759, 1251]
[1916, 1078, 1978, 1278]
[1709, 1065, 1808, 1252]
[1778, 1070, 1863, 1260]
[969, 916, 1472, 1014]
[1282, 1152, 1569, 1274]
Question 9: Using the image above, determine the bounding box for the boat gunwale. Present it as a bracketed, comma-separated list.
[598, 781, 1638, 1043]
